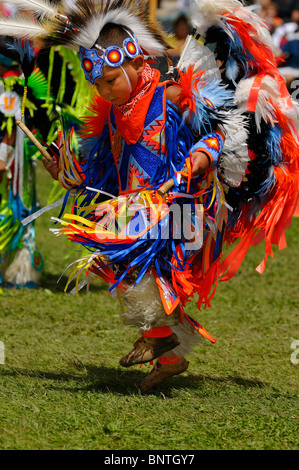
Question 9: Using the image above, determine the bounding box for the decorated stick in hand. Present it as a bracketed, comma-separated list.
[157, 178, 175, 196]
[16, 120, 53, 162]
[157, 165, 189, 196]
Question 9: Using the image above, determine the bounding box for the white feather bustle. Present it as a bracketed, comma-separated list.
[191, 0, 243, 36]
[218, 109, 250, 187]
[121, 272, 180, 332]
[191, 0, 276, 56]
[234, 6, 276, 56]
[220, 72, 299, 186]
[234, 75, 297, 133]
[284, 99, 299, 137]
[2, 247, 41, 285]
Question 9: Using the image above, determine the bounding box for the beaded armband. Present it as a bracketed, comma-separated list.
[191, 132, 224, 169]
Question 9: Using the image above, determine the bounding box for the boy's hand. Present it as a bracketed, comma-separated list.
[191, 151, 211, 177]
[42, 156, 61, 181]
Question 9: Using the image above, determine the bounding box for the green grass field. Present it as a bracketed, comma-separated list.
[0, 163, 298, 450]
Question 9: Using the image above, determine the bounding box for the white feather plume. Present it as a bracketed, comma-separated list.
[0, 17, 45, 38]
[177, 36, 221, 81]
[4, 0, 57, 18]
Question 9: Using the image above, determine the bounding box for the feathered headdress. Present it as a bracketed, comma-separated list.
[0, 0, 169, 55]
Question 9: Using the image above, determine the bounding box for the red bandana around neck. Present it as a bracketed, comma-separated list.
[113, 63, 161, 144]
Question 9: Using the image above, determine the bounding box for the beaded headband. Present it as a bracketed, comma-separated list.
[79, 33, 141, 84]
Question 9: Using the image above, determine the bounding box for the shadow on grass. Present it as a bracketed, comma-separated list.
[0, 361, 266, 396]
[39, 272, 107, 294]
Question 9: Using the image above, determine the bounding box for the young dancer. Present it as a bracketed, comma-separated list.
[2, 0, 298, 392]
[43, 21, 224, 391]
